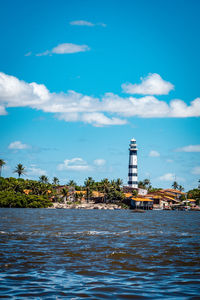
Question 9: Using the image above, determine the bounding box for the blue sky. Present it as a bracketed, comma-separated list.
[0, 0, 200, 190]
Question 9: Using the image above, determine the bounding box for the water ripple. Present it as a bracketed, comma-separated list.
[0, 209, 200, 298]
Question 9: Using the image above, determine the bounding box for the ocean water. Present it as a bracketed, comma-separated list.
[0, 208, 200, 299]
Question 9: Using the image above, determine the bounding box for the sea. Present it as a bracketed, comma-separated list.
[0, 208, 200, 299]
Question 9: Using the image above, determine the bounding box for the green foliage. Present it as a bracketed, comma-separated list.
[132, 190, 138, 197]
[172, 181, 178, 190]
[39, 175, 49, 184]
[148, 187, 162, 193]
[187, 189, 200, 205]
[179, 194, 186, 201]
[52, 177, 59, 185]
[106, 189, 125, 204]
[138, 179, 151, 190]
[67, 180, 77, 187]
[14, 163, 26, 178]
[0, 191, 52, 208]
[0, 177, 53, 208]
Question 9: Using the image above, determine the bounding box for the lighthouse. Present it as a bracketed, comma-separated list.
[128, 138, 138, 188]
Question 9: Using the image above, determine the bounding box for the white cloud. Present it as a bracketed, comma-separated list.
[70, 20, 94, 26]
[37, 43, 90, 56]
[94, 159, 106, 166]
[0, 72, 200, 126]
[122, 73, 174, 95]
[57, 158, 91, 171]
[81, 113, 127, 127]
[158, 173, 175, 181]
[27, 166, 47, 176]
[149, 150, 160, 157]
[70, 20, 106, 27]
[191, 166, 200, 175]
[176, 145, 200, 152]
[52, 43, 90, 54]
[158, 173, 184, 182]
[8, 141, 30, 150]
[57, 157, 107, 172]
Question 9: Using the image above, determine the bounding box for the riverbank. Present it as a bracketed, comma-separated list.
[50, 201, 124, 210]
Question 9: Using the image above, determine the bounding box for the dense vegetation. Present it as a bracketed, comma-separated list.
[0, 159, 199, 208]
[187, 189, 200, 205]
[0, 176, 127, 208]
[0, 177, 53, 208]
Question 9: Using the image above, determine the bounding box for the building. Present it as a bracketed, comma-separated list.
[122, 185, 147, 196]
[128, 138, 138, 188]
[131, 197, 153, 210]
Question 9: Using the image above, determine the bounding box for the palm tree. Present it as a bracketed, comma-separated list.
[178, 185, 184, 192]
[138, 181, 145, 189]
[52, 177, 59, 185]
[143, 178, 151, 189]
[172, 181, 178, 190]
[67, 180, 77, 187]
[14, 163, 26, 178]
[115, 178, 123, 190]
[39, 175, 48, 184]
[84, 177, 94, 202]
[0, 159, 6, 177]
[62, 188, 69, 203]
[100, 178, 111, 203]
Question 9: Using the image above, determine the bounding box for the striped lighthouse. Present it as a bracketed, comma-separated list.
[128, 138, 138, 188]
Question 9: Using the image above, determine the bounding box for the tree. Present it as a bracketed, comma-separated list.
[132, 190, 138, 197]
[172, 181, 178, 190]
[187, 188, 200, 205]
[67, 180, 77, 187]
[198, 179, 200, 190]
[39, 175, 49, 184]
[84, 177, 95, 202]
[62, 188, 69, 203]
[0, 159, 6, 177]
[100, 178, 111, 203]
[52, 177, 59, 185]
[115, 178, 123, 191]
[14, 163, 26, 178]
[143, 178, 150, 188]
[178, 185, 184, 192]
[138, 181, 145, 189]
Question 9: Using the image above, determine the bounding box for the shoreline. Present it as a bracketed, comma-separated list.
[50, 202, 124, 210]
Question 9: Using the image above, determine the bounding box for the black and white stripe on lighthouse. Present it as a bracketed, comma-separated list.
[128, 138, 138, 188]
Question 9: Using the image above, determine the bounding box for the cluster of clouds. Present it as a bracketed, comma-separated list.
[57, 157, 106, 171]
[6, 139, 200, 180]
[122, 73, 174, 95]
[7, 140, 106, 174]
[1, 72, 200, 127]
[26, 19, 106, 57]
[148, 145, 200, 181]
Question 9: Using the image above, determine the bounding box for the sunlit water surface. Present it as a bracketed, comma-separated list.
[0, 209, 200, 299]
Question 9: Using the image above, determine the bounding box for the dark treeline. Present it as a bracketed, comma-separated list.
[0, 176, 126, 208]
[0, 177, 53, 208]
[0, 159, 200, 207]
